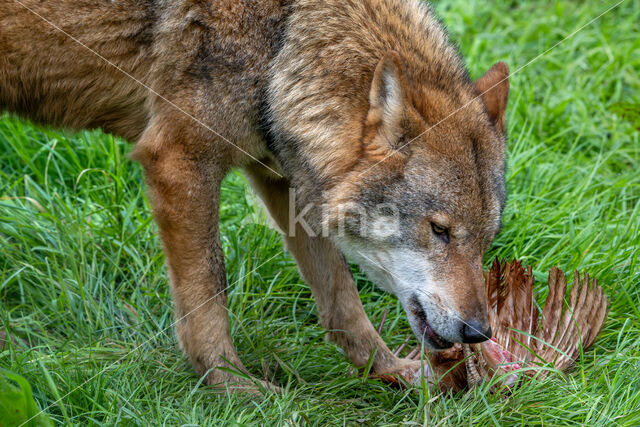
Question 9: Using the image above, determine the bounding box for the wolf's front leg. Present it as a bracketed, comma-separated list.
[289, 236, 428, 385]
[133, 124, 274, 393]
[245, 167, 429, 384]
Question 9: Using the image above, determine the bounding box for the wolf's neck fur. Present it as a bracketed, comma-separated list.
[266, 0, 471, 196]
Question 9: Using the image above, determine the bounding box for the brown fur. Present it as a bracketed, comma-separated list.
[0, 0, 509, 390]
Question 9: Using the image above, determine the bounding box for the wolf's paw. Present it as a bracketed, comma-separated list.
[205, 369, 282, 396]
[370, 358, 434, 387]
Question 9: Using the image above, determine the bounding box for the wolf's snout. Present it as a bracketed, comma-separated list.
[460, 319, 492, 344]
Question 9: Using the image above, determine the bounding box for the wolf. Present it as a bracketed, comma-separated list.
[0, 0, 509, 390]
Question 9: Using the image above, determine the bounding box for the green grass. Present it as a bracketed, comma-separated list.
[1, 0, 639, 424]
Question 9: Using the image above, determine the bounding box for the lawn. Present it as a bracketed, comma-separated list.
[1, 0, 639, 425]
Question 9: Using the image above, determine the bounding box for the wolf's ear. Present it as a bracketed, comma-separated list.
[367, 51, 409, 149]
[475, 62, 509, 134]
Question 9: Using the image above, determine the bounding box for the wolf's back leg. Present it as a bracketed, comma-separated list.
[245, 165, 422, 381]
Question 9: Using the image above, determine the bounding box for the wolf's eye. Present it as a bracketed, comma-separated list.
[431, 222, 450, 243]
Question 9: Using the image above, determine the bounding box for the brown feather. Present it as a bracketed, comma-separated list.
[399, 259, 609, 392]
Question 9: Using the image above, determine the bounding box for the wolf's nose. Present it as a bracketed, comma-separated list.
[461, 321, 491, 344]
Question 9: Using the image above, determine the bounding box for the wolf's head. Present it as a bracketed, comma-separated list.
[327, 52, 509, 349]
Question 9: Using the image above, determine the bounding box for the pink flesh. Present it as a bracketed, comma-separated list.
[481, 338, 522, 371]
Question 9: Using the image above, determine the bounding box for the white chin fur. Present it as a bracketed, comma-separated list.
[333, 237, 432, 300]
[334, 237, 461, 344]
